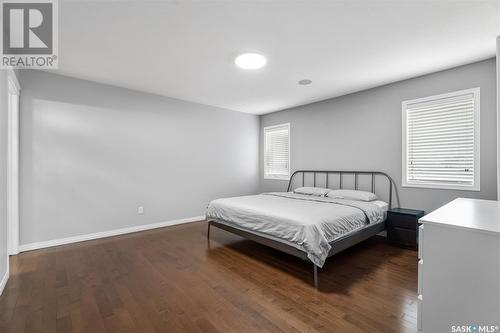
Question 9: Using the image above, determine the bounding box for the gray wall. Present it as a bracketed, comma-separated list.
[0, 71, 9, 283]
[15, 58, 499, 246]
[19, 70, 259, 246]
[260, 59, 497, 213]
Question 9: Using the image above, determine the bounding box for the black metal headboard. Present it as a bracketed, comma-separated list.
[286, 170, 400, 209]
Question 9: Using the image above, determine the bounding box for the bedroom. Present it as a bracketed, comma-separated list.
[0, 1, 499, 332]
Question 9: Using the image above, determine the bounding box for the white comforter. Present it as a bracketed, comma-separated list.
[206, 192, 385, 267]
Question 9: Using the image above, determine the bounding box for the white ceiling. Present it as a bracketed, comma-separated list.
[56, 0, 500, 114]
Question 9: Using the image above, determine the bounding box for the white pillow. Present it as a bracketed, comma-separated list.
[326, 189, 378, 202]
[293, 187, 331, 197]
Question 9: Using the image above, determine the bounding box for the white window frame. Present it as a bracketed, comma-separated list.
[402, 88, 480, 191]
[263, 123, 290, 180]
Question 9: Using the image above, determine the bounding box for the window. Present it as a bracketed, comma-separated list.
[264, 123, 290, 179]
[402, 88, 480, 191]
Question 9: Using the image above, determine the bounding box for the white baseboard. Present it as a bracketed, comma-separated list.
[19, 215, 205, 253]
[0, 263, 9, 296]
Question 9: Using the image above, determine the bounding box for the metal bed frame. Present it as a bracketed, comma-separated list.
[207, 170, 399, 288]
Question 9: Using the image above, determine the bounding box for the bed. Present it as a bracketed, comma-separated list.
[206, 170, 399, 287]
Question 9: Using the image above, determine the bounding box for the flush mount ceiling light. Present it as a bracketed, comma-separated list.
[298, 79, 312, 85]
[234, 53, 267, 70]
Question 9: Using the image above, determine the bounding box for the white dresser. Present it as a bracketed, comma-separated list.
[418, 198, 500, 333]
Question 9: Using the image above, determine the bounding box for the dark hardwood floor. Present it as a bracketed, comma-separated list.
[0, 221, 418, 333]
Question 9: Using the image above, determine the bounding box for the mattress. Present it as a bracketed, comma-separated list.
[372, 200, 389, 219]
[206, 192, 386, 267]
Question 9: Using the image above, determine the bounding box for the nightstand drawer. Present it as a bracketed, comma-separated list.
[389, 227, 417, 247]
[388, 214, 418, 230]
[387, 208, 424, 249]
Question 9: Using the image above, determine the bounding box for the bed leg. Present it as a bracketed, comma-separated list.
[313, 264, 318, 288]
[207, 222, 211, 240]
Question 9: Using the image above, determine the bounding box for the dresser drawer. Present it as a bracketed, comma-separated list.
[418, 259, 423, 295]
[418, 225, 424, 259]
[388, 214, 418, 230]
[417, 294, 423, 332]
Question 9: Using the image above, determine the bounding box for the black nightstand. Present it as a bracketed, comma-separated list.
[386, 208, 425, 249]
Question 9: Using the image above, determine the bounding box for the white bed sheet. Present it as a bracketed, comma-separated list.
[206, 192, 386, 267]
[372, 200, 389, 219]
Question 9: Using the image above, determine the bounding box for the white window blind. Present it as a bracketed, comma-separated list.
[264, 123, 290, 179]
[402, 88, 480, 191]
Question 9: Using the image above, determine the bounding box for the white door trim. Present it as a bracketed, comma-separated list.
[497, 36, 500, 200]
[7, 69, 20, 256]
